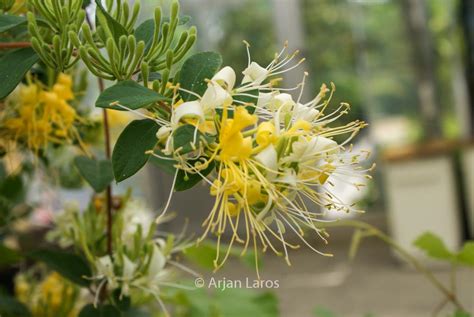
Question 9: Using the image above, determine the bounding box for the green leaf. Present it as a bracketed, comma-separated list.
[0, 295, 31, 317]
[456, 242, 474, 267]
[94, 0, 128, 43]
[112, 289, 131, 312]
[0, 15, 26, 33]
[134, 19, 154, 52]
[413, 232, 454, 261]
[172, 124, 214, 155]
[452, 311, 472, 317]
[112, 119, 159, 182]
[179, 51, 222, 101]
[0, 47, 39, 99]
[213, 289, 279, 317]
[79, 304, 121, 317]
[96, 80, 168, 110]
[175, 159, 214, 191]
[0, 244, 22, 267]
[149, 151, 177, 175]
[74, 156, 113, 192]
[28, 249, 92, 287]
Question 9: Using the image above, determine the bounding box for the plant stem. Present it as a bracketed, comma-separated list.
[98, 77, 114, 256]
[321, 220, 466, 311]
[0, 42, 31, 49]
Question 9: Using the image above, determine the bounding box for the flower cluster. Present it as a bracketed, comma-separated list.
[0, 73, 83, 154]
[15, 271, 81, 317]
[148, 43, 374, 274]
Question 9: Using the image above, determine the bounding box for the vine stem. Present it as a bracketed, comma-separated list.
[320, 220, 466, 312]
[98, 78, 113, 256]
[0, 42, 31, 49]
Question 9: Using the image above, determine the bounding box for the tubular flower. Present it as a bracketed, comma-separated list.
[144, 42, 374, 275]
[0, 73, 83, 154]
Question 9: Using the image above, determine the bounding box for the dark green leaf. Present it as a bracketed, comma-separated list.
[0, 48, 39, 99]
[28, 249, 92, 287]
[175, 159, 214, 191]
[94, 0, 128, 43]
[413, 232, 453, 261]
[96, 80, 168, 110]
[0, 15, 27, 33]
[112, 289, 131, 312]
[134, 19, 154, 52]
[112, 119, 159, 182]
[0, 295, 31, 317]
[0, 244, 22, 267]
[149, 151, 177, 175]
[74, 156, 113, 192]
[172, 124, 214, 155]
[456, 242, 474, 267]
[79, 304, 121, 317]
[179, 51, 222, 101]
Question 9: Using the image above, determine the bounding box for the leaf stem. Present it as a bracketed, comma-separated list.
[321, 220, 466, 311]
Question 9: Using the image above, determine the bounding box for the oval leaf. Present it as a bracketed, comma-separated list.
[179, 51, 222, 101]
[28, 249, 92, 287]
[175, 159, 215, 191]
[0, 47, 39, 99]
[96, 80, 168, 110]
[74, 156, 113, 192]
[413, 232, 453, 261]
[112, 119, 160, 182]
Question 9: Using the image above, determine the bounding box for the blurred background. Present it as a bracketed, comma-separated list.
[19, 0, 474, 316]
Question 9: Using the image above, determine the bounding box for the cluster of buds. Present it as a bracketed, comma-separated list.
[27, 0, 86, 70]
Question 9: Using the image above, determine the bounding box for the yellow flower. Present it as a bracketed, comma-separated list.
[1, 73, 82, 154]
[219, 106, 256, 161]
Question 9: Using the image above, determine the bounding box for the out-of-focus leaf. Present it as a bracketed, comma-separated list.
[28, 249, 92, 287]
[0, 294, 31, 317]
[0, 244, 22, 267]
[0, 47, 39, 99]
[0, 15, 27, 32]
[79, 304, 121, 317]
[313, 307, 338, 317]
[413, 232, 453, 261]
[456, 242, 474, 267]
[74, 156, 113, 192]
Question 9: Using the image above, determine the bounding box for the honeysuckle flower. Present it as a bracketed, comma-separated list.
[0, 73, 84, 155]
[145, 42, 373, 276]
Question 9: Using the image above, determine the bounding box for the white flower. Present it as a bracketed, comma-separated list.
[254, 145, 278, 179]
[201, 81, 232, 111]
[283, 136, 339, 166]
[292, 102, 319, 122]
[242, 62, 269, 85]
[156, 126, 172, 141]
[172, 100, 204, 126]
[121, 199, 154, 242]
[95, 256, 117, 288]
[212, 66, 236, 91]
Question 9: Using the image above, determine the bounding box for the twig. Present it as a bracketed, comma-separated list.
[0, 42, 32, 49]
